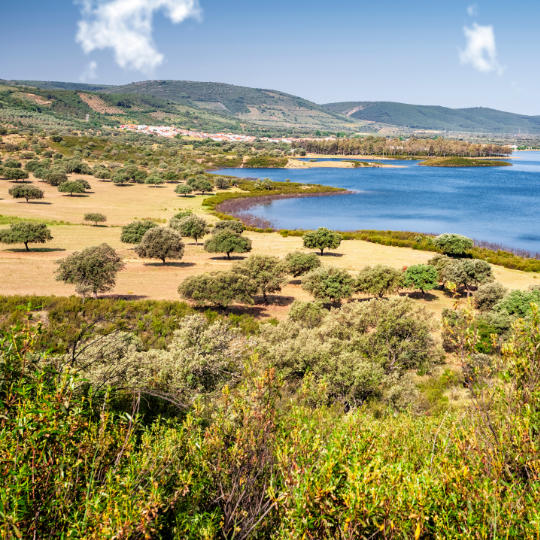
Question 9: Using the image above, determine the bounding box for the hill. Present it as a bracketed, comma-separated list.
[323, 101, 540, 135]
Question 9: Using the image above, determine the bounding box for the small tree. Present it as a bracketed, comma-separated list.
[0, 222, 53, 251]
[55, 243, 124, 297]
[214, 176, 231, 189]
[145, 175, 165, 187]
[204, 230, 252, 259]
[178, 271, 257, 307]
[214, 220, 245, 234]
[120, 220, 158, 244]
[173, 215, 209, 245]
[135, 227, 185, 264]
[9, 184, 44, 203]
[440, 258, 493, 294]
[188, 178, 213, 194]
[232, 255, 287, 303]
[175, 184, 193, 197]
[302, 266, 354, 305]
[285, 251, 321, 277]
[3, 168, 29, 182]
[43, 169, 68, 186]
[58, 181, 86, 196]
[303, 227, 342, 255]
[434, 233, 473, 257]
[402, 264, 439, 295]
[84, 213, 107, 226]
[355, 265, 402, 298]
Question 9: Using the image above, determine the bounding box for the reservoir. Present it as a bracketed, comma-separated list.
[216, 151, 540, 255]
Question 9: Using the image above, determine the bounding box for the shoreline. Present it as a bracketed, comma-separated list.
[285, 158, 403, 169]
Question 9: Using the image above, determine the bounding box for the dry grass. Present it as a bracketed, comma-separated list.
[0, 173, 537, 320]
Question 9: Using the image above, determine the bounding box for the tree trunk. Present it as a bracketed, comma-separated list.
[320, 248, 324, 256]
[24, 242, 29, 252]
[226, 252, 231, 259]
[162, 257, 166, 264]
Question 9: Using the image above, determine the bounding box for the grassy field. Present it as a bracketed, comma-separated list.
[0, 172, 537, 319]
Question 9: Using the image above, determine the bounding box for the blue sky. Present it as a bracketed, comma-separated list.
[1, 0, 539, 114]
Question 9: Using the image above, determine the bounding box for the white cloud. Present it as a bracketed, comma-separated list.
[459, 23, 503, 75]
[80, 60, 98, 81]
[466, 4, 478, 17]
[75, 0, 201, 73]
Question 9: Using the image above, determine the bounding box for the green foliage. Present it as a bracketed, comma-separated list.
[243, 155, 288, 168]
[56, 243, 125, 297]
[145, 174, 165, 187]
[303, 227, 342, 255]
[2, 167, 29, 181]
[402, 264, 438, 294]
[120, 220, 158, 244]
[495, 286, 540, 317]
[232, 255, 287, 302]
[58, 180, 86, 196]
[302, 266, 354, 304]
[188, 177, 213, 194]
[284, 251, 321, 277]
[431, 255, 493, 292]
[179, 271, 257, 307]
[135, 227, 185, 264]
[0, 222, 53, 251]
[214, 219, 245, 234]
[288, 300, 325, 328]
[175, 183, 193, 196]
[8, 184, 44, 202]
[84, 212, 106, 226]
[43, 168, 67, 186]
[173, 215, 209, 244]
[474, 282, 507, 311]
[355, 265, 402, 298]
[420, 157, 511, 167]
[204, 229, 252, 259]
[434, 233, 474, 256]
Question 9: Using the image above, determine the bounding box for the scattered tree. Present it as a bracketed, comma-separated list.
[58, 181, 86, 196]
[2, 168, 29, 182]
[302, 266, 354, 305]
[285, 251, 321, 277]
[474, 282, 507, 311]
[135, 227, 185, 264]
[214, 220, 245, 234]
[175, 184, 193, 197]
[402, 264, 438, 295]
[43, 169, 68, 186]
[434, 233, 474, 257]
[204, 230, 252, 259]
[9, 184, 44, 203]
[355, 265, 402, 298]
[178, 271, 257, 307]
[303, 227, 342, 255]
[120, 220, 158, 244]
[84, 213, 107, 226]
[438, 258, 493, 294]
[55, 243, 124, 297]
[173, 215, 209, 245]
[145, 175, 165, 187]
[214, 176, 231, 189]
[0, 222, 53, 251]
[232, 255, 287, 303]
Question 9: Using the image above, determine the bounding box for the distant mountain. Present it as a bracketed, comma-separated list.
[10, 80, 359, 134]
[323, 101, 540, 135]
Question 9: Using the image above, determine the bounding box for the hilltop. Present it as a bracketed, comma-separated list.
[323, 101, 540, 135]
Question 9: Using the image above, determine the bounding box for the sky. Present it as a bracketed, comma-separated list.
[1, 0, 539, 114]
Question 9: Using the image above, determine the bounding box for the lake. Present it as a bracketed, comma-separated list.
[215, 151, 540, 255]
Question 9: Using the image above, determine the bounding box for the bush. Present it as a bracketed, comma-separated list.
[303, 227, 342, 255]
[434, 233, 473, 256]
[0, 222, 53, 251]
[8, 184, 44, 202]
[179, 272, 257, 307]
[284, 251, 321, 277]
[495, 286, 540, 317]
[355, 265, 402, 298]
[288, 300, 325, 328]
[56, 243, 124, 297]
[302, 266, 354, 305]
[135, 227, 185, 264]
[84, 212, 106, 226]
[204, 230, 252, 259]
[120, 220, 158, 244]
[474, 282, 507, 311]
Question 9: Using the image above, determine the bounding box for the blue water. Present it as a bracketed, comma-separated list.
[215, 151, 540, 254]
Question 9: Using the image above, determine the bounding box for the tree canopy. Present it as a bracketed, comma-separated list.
[56, 243, 124, 297]
[172, 215, 209, 245]
[9, 184, 44, 202]
[120, 220, 158, 244]
[302, 266, 354, 304]
[402, 264, 438, 295]
[58, 181, 86, 196]
[303, 228, 342, 255]
[434, 233, 474, 257]
[84, 213, 106, 226]
[0, 222, 53, 251]
[232, 255, 287, 303]
[135, 227, 185, 264]
[284, 252, 321, 277]
[204, 230, 252, 259]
